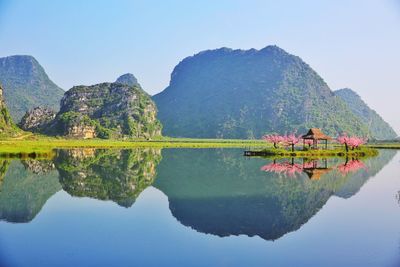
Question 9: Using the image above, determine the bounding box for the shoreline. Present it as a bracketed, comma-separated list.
[0, 136, 398, 155]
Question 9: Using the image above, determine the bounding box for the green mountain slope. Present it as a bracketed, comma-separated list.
[51, 82, 162, 139]
[335, 88, 397, 140]
[153, 45, 369, 139]
[0, 84, 20, 137]
[115, 73, 140, 87]
[0, 55, 64, 122]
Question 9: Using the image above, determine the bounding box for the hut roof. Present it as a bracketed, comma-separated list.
[302, 128, 332, 140]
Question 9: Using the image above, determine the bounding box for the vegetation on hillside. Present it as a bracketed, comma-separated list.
[0, 55, 64, 122]
[0, 84, 21, 137]
[154, 46, 371, 139]
[335, 88, 397, 140]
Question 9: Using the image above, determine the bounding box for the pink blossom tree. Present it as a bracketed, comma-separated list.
[303, 139, 314, 149]
[262, 134, 284, 149]
[337, 134, 367, 152]
[283, 134, 301, 152]
[347, 136, 367, 149]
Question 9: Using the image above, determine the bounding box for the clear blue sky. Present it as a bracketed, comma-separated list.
[0, 0, 399, 134]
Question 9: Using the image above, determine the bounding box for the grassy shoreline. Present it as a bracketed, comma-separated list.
[0, 136, 271, 154]
[0, 135, 399, 155]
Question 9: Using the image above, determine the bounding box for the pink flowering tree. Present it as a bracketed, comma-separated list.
[283, 134, 301, 152]
[303, 139, 314, 149]
[337, 134, 367, 152]
[262, 134, 284, 149]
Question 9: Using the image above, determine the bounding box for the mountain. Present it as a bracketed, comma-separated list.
[0, 84, 19, 137]
[335, 88, 397, 140]
[0, 55, 64, 122]
[50, 82, 162, 139]
[18, 106, 56, 133]
[153, 45, 370, 139]
[115, 73, 140, 87]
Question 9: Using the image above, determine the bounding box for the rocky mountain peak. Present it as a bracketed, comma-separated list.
[115, 73, 140, 87]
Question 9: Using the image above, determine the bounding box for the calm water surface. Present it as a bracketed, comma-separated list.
[0, 148, 399, 267]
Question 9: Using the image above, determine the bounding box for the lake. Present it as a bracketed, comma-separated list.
[0, 148, 399, 267]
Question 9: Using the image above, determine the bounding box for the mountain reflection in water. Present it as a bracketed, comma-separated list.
[0, 148, 161, 223]
[154, 149, 395, 240]
[0, 148, 396, 241]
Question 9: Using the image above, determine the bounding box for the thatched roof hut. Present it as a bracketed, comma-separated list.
[302, 128, 332, 149]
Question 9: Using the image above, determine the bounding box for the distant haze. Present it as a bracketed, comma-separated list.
[0, 0, 399, 134]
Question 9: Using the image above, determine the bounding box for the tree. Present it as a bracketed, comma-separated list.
[304, 139, 313, 149]
[337, 134, 367, 152]
[283, 134, 301, 152]
[262, 134, 284, 149]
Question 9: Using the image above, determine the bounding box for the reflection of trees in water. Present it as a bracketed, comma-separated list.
[0, 159, 10, 187]
[154, 149, 396, 241]
[0, 148, 161, 223]
[0, 160, 61, 223]
[54, 148, 162, 207]
[260, 157, 368, 179]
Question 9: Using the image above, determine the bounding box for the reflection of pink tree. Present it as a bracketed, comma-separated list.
[283, 134, 301, 152]
[303, 161, 315, 169]
[337, 159, 366, 175]
[261, 161, 303, 177]
[337, 134, 367, 152]
[262, 134, 284, 148]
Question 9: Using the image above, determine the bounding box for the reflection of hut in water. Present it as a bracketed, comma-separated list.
[302, 128, 332, 149]
[302, 158, 332, 180]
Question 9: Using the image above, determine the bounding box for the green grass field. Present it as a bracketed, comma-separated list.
[0, 133, 398, 158]
[0, 135, 271, 154]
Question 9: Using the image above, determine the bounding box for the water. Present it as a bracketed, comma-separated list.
[0, 148, 399, 267]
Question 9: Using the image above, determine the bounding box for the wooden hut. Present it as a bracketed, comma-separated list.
[302, 128, 332, 149]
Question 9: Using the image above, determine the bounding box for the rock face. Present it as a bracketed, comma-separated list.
[18, 107, 56, 133]
[0, 84, 18, 137]
[153, 45, 373, 138]
[52, 82, 161, 139]
[0, 55, 64, 122]
[115, 73, 140, 87]
[65, 123, 96, 139]
[335, 88, 397, 140]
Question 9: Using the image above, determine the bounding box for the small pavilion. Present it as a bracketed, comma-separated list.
[301, 128, 332, 149]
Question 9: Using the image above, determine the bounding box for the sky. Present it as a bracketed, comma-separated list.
[0, 0, 399, 134]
